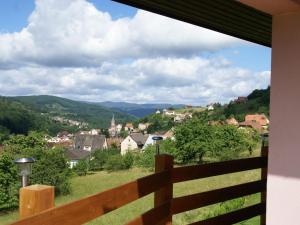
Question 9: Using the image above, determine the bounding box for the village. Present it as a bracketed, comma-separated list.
[46, 99, 269, 168]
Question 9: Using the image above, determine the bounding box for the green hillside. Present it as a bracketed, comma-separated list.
[10, 95, 136, 129]
[209, 87, 270, 121]
[0, 96, 136, 140]
[0, 97, 79, 138]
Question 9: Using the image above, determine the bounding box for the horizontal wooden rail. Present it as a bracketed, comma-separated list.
[188, 203, 266, 225]
[9, 170, 170, 225]
[125, 201, 171, 225]
[172, 179, 266, 215]
[9, 152, 268, 225]
[172, 156, 267, 183]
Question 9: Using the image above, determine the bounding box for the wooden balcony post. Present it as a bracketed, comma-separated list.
[19, 184, 55, 219]
[260, 146, 268, 225]
[154, 154, 174, 225]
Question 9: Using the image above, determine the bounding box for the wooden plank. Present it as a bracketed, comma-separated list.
[172, 156, 267, 183]
[172, 180, 266, 215]
[188, 203, 266, 225]
[19, 185, 55, 219]
[260, 146, 268, 225]
[154, 154, 174, 225]
[9, 171, 171, 225]
[125, 202, 171, 225]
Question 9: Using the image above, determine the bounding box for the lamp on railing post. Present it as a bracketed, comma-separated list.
[14, 157, 35, 187]
[152, 136, 163, 155]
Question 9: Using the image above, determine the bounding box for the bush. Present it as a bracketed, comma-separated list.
[73, 159, 89, 176]
[103, 153, 134, 172]
[135, 148, 155, 170]
[3, 132, 72, 196]
[0, 153, 19, 210]
[89, 148, 119, 171]
[30, 147, 72, 195]
[122, 152, 134, 169]
[104, 155, 125, 171]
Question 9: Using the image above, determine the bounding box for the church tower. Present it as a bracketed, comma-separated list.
[109, 114, 116, 137]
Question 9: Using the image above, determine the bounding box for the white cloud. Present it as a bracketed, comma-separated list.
[0, 0, 270, 105]
[0, 56, 270, 105]
[0, 0, 243, 68]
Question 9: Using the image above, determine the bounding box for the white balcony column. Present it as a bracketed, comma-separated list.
[268, 10, 300, 225]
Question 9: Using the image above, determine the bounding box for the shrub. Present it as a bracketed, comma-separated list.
[0, 153, 19, 210]
[73, 159, 89, 176]
[104, 155, 124, 171]
[103, 153, 134, 172]
[122, 152, 134, 169]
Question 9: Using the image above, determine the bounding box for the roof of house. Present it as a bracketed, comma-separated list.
[107, 137, 124, 147]
[65, 149, 90, 160]
[113, 0, 272, 47]
[130, 133, 148, 146]
[245, 114, 269, 126]
[74, 134, 106, 151]
[239, 121, 263, 132]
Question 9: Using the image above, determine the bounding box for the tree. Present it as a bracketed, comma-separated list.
[174, 119, 260, 163]
[0, 153, 19, 210]
[3, 132, 71, 195]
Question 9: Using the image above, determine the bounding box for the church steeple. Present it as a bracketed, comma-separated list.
[111, 114, 115, 127]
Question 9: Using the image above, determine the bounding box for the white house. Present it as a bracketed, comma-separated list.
[121, 133, 148, 155]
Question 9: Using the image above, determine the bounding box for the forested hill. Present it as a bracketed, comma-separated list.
[95, 101, 184, 118]
[0, 95, 136, 138]
[222, 87, 270, 121]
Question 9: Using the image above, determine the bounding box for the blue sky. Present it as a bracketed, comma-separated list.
[0, 0, 271, 105]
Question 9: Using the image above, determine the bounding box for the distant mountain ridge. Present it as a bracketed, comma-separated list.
[8, 95, 136, 129]
[94, 101, 184, 118]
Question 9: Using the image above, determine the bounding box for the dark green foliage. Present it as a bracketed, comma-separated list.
[135, 139, 176, 170]
[10, 95, 136, 128]
[224, 87, 270, 121]
[3, 132, 71, 197]
[104, 153, 134, 172]
[30, 148, 71, 195]
[174, 119, 259, 163]
[73, 159, 89, 176]
[140, 114, 174, 133]
[0, 97, 79, 137]
[201, 87, 270, 122]
[0, 153, 19, 210]
[89, 148, 120, 171]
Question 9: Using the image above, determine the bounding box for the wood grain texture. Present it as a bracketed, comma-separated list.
[154, 154, 173, 225]
[171, 180, 266, 215]
[19, 185, 55, 219]
[188, 203, 266, 225]
[125, 202, 171, 225]
[10, 171, 170, 225]
[172, 156, 267, 183]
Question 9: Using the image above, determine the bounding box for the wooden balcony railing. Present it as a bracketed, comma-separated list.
[9, 146, 268, 225]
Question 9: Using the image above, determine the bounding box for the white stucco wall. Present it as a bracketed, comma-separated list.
[267, 10, 300, 225]
[120, 136, 138, 155]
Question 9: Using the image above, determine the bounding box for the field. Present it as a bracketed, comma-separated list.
[0, 166, 261, 225]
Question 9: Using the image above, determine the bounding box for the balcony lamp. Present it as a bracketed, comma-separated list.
[14, 157, 35, 187]
[152, 136, 163, 155]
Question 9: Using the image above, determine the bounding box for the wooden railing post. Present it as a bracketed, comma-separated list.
[19, 184, 55, 219]
[154, 154, 173, 225]
[260, 145, 268, 225]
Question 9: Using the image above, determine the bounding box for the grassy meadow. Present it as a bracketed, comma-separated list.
[0, 165, 262, 225]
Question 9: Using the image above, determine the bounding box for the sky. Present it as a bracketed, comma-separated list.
[0, 0, 271, 105]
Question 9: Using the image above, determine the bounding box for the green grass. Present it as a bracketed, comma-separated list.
[0, 165, 262, 225]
